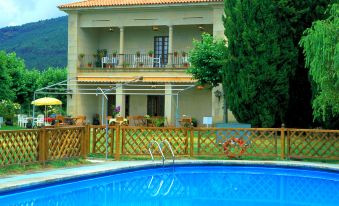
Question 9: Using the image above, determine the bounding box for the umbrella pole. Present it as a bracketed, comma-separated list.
[32, 93, 36, 127]
[45, 105, 47, 126]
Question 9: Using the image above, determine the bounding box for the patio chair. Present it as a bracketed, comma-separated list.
[106, 115, 113, 125]
[179, 117, 192, 128]
[21, 115, 28, 128]
[55, 115, 65, 126]
[75, 115, 87, 126]
[153, 55, 161, 68]
[34, 114, 44, 127]
[115, 116, 128, 126]
[112, 56, 119, 67]
[102, 56, 115, 68]
[128, 116, 147, 126]
[17, 114, 22, 127]
[182, 56, 190, 67]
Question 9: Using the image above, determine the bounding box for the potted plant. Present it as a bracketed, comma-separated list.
[112, 105, 120, 117]
[148, 50, 154, 57]
[112, 50, 118, 57]
[122, 62, 130, 68]
[181, 51, 187, 57]
[173, 51, 178, 57]
[136, 51, 141, 57]
[79, 53, 85, 67]
[87, 62, 92, 68]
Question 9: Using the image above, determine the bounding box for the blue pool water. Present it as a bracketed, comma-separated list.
[0, 165, 338, 206]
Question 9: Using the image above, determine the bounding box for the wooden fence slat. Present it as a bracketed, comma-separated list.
[115, 126, 121, 160]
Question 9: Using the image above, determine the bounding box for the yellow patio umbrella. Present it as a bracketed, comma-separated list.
[32, 97, 62, 122]
[31, 97, 62, 106]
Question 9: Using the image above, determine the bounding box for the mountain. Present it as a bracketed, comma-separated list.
[0, 16, 67, 70]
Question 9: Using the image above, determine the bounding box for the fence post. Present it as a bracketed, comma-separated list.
[280, 124, 285, 160]
[38, 128, 46, 163]
[190, 128, 194, 157]
[85, 125, 91, 156]
[115, 125, 121, 160]
[81, 126, 87, 158]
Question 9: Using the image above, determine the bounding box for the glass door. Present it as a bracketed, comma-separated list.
[154, 36, 168, 67]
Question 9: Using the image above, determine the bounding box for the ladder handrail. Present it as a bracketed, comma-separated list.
[148, 140, 165, 165]
[161, 139, 175, 165]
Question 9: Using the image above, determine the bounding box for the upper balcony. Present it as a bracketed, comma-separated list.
[72, 24, 213, 75]
[78, 52, 190, 71]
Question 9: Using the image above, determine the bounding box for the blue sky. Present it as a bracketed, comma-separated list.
[0, 0, 75, 28]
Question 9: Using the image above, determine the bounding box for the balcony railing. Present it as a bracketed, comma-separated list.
[78, 53, 190, 69]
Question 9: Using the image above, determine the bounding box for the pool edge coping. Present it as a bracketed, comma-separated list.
[0, 160, 338, 194]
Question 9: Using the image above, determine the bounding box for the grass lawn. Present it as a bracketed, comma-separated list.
[0, 125, 24, 130]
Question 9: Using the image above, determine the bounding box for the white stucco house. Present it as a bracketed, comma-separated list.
[58, 0, 235, 125]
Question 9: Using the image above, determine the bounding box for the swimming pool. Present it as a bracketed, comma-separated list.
[0, 165, 338, 206]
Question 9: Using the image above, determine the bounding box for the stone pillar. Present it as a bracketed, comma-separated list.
[212, 8, 225, 40]
[164, 84, 174, 125]
[116, 84, 125, 117]
[118, 27, 124, 67]
[211, 84, 224, 123]
[67, 11, 79, 116]
[167, 25, 173, 67]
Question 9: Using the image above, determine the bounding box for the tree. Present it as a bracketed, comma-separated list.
[18, 69, 40, 114]
[36, 67, 67, 111]
[188, 33, 226, 87]
[0, 51, 15, 101]
[223, 0, 334, 128]
[223, 0, 292, 127]
[277, 0, 336, 128]
[300, 3, 339, 124]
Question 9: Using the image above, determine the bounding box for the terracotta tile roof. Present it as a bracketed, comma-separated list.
[77, 76, 197, 83]
[59, 0, 223, 9]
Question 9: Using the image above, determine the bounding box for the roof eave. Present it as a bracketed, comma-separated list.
[58, 2, 224, 12]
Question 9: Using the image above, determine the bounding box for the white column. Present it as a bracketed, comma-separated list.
[165, 84, 173, 125]
[118, 27, 124, 67]
[167, 25, 173, 67]
[116, 84, 126, 117]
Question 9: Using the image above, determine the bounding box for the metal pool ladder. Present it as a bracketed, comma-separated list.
[148, 139, 175, 166]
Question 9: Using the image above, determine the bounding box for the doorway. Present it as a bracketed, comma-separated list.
[147, 95, 164, 116]
[154, 36, 168, 66]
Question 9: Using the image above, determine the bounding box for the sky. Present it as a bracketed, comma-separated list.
[0, 0, 76, 29]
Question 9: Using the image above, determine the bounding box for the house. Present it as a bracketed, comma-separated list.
[58, 0, 235, 126]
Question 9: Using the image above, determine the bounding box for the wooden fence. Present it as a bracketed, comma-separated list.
[90, 126, 339, 161]
[0, 127, 86, 166]
[1, 126, 338, 167]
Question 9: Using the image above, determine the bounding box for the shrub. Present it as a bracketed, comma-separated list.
[0, 100, 21, 121]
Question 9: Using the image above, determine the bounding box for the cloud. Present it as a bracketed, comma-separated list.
[0, 0, 74, 28]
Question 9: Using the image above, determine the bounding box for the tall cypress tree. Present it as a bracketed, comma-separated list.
[223, 0, 334, 128]
[223, 0, 292, 127]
